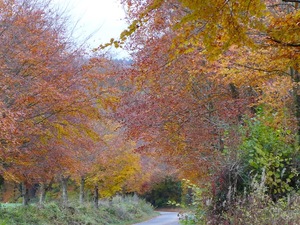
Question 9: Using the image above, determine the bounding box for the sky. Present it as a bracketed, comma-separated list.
[52, 0, 129, 58]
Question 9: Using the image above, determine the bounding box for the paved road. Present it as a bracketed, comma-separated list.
[133, 212, 180, 225]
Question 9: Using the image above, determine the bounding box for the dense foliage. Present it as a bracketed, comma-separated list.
[110, 0, 300, 223]
[0, 0, 150, 208]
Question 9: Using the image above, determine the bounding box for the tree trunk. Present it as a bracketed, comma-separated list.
[61, 176, 69, 206]
[39, 183, 46, 205]
[22, 182, 30, 206]
[79, 176, 85, 205]
[290, 67, 300, 142]
[229, 83, 243, 122]
[94, 185, 99, 209]
[0, 176, 5, 202]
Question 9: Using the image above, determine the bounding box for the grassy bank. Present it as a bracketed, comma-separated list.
[0, 195, 157, 225]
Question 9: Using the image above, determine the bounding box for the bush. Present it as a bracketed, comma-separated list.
[184, 108, 300, 224]
[211, 159, 249, 215]
[239, 110, 299, 200]
[222, 180, 300, 225]
[180, 173, 300, 225]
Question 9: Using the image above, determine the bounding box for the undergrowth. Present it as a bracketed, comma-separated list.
[0, 195, 156, 225]
[178, 175, 300, 225]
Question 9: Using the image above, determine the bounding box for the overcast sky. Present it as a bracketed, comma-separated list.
[52, 0, 129, 58]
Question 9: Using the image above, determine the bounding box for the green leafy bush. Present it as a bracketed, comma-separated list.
[188, 108, 300, 224]
[240, 109, 299, 200]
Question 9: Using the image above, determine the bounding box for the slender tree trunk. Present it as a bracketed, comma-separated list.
[0, 176, 4, 202]
[61, 176, 69, 206]
[39, 183, 46, 205]
[290, 67, 300, 142]
[79, 176, 85, 205]
[39, 178, 54, 205]
[229, 83, 242, 122]
[94, 185, 99, 209]
[22, 182, 30, 206]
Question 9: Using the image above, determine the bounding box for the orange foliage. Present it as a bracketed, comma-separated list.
[114, 0, 300, 185]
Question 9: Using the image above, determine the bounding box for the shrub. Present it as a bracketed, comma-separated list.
[222, 179, 300, 224]
[211, 159, 249, 215]
[239, 109, 299, 200]
[186, 108, 300, 224]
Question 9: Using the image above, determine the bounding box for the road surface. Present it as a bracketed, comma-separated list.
[134, 212, 180, 225]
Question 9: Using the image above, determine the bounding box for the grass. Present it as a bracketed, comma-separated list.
[0, 195, 157, 225]
[0, 203, 22, 208]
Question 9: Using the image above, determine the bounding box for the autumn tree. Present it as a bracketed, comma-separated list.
[110, 0, 256, 187]
[0, 0, 109, 205]
[117, 0, 300, 133]
[109, 1, 300, 218]
[81, 119, 144, 208]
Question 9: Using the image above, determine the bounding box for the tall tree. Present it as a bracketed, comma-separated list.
[0, 0, 109, 205]
[112, 0, 300, 185]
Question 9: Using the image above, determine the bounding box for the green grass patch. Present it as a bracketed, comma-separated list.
[0, 203, 22, 208]
[0, 195, 156, 225]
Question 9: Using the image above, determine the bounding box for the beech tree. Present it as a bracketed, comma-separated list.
[118, 0, 300, 128]
[109, 1, 300, 212]
[0, 0, 108, 205]
[84, 120, 144, 208]
[112, 0, 256, 185]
